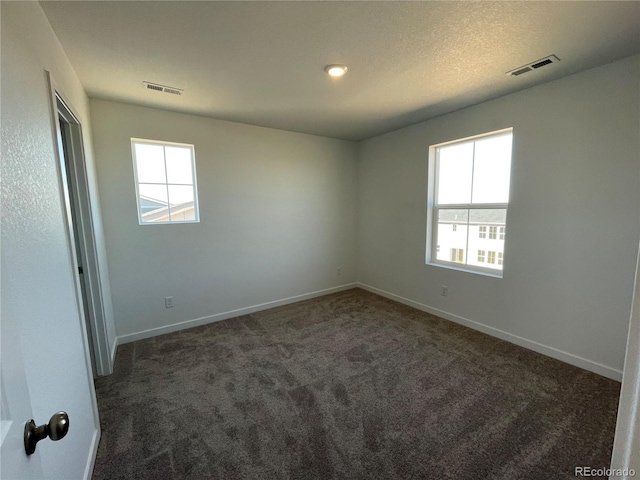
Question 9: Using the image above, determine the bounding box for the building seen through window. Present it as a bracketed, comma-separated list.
[435, 212, 506, 271]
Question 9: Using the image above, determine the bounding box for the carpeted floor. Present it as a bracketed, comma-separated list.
[93, 288, 620, 480]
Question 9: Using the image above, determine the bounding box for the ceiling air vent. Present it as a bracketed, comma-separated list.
[511, 66, 532, 77]
[507, 55, 560, 77]
[142, 81, 183, 96]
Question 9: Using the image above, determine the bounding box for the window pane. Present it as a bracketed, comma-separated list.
[138, 184, 169, 222]
[471, 133, 512, 204]
[165, 146, 194, 185]
[436, 142, 473, 204]
[469, 209, 506, 224]
[135, 144, 166, 183]
[170, 208, 196, 221]
[467, 209, 506, 271]
[436, 209, 468, 262]
[168, 185, 196, 221]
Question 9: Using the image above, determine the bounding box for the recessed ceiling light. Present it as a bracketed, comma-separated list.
[325, 64, 348, 78]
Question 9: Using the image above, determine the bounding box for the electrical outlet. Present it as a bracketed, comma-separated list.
[440, 285, 448, 297]
[165, 296, 174, 308]
[337, 267, 342, 276]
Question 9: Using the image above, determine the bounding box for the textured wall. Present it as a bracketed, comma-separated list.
[1, 2, 117, 363]
[356, 55, 640, 379]
[0, 2, 102, 477]
[90, 99, 358, 340]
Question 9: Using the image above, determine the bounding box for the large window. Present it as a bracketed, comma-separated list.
[131, 138, 200, 224]
[427, 128, 513, 276]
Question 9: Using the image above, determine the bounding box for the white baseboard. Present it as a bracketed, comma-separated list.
[83, 427, 100, 480]
[117, 283, 358, 345]
[114, 280, 622, 381]
[358, 282, 623, 382]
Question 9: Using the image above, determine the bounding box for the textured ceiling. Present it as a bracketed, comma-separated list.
[41, 1, 640, 141]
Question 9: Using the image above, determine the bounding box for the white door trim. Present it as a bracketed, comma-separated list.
[47, 72, 113, 377]
[45, 71, 101, 477]
[610, 239, 640, 478]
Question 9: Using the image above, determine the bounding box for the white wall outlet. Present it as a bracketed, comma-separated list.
[337, 267, 342, 276]
[164, 296, 174, 308]
[440, 285, 448, 297]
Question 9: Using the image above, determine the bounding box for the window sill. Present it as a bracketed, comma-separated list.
[426, 260, 503, 278]
[138, 220, 200, 225]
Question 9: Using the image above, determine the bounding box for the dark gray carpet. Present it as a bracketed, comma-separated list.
[93, 288, 620, 480]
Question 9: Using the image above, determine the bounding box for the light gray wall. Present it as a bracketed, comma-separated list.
[90, 100, 358, 341]
[356, 55, 640, 379]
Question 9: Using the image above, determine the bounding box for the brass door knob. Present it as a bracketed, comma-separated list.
[24, 411, 69, 455]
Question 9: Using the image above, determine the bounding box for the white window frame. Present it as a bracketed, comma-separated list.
[131, 138, 200, 225]
[426, 128, 512, 277]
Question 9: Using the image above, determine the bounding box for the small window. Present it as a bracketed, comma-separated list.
[450, 248, 464, 263]
[131, 139, 200, 224]
[452, 224, 457, 232]
[498, 252, 504, 265]
[478, 250, 486, 262]
[426, 128, 513, 276]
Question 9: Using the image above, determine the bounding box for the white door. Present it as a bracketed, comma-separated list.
[1, 311, 44, 479]
[1, 20, 100, 479]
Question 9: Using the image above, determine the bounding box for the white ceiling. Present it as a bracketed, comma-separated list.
[41, 1, 640, 141]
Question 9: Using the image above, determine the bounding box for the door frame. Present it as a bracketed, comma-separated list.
[46, 71, 101, 477]
[610, 238, 640, 477]
[47, 70, 113, 379]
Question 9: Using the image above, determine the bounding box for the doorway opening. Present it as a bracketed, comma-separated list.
[55, 94, 112, 377]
